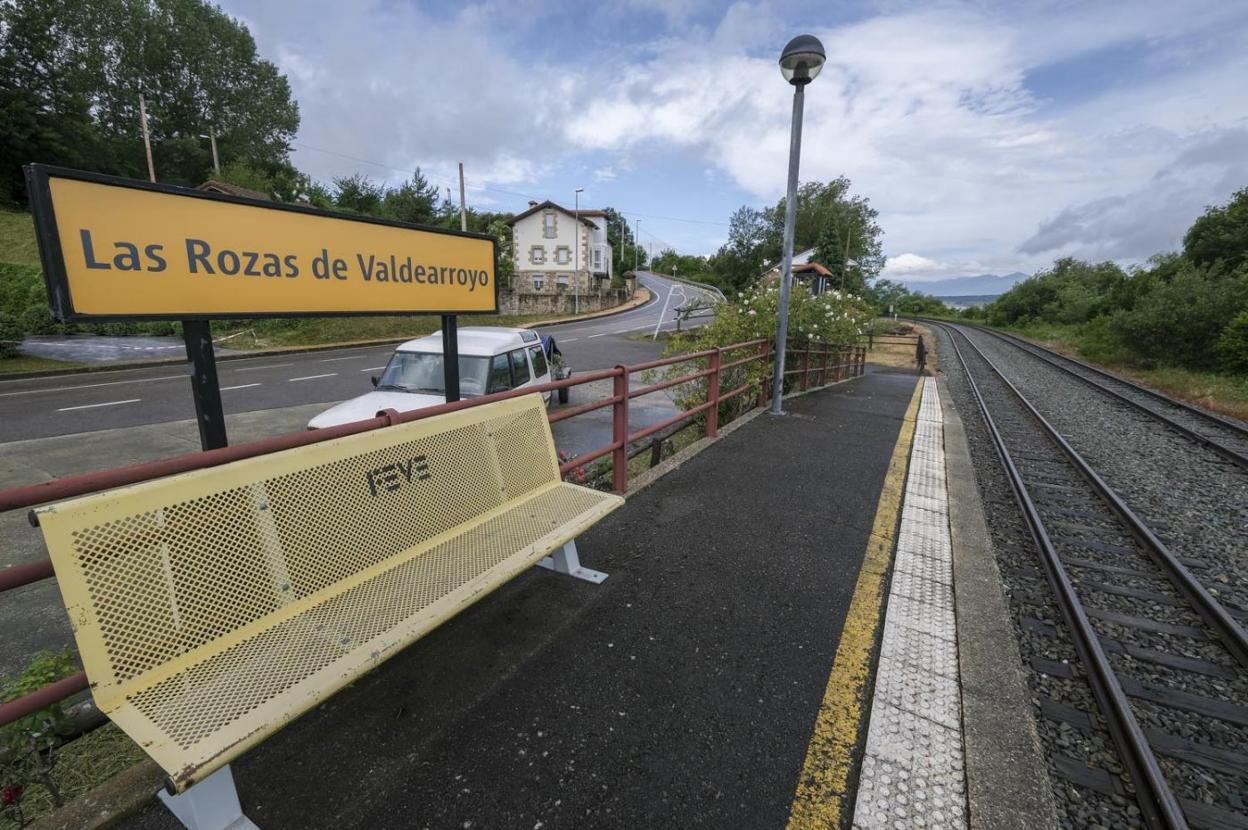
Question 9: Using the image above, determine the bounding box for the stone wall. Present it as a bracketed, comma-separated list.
[498, 284, 635, 316]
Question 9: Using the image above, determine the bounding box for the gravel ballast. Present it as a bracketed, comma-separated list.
[932, 323, 1248, 829]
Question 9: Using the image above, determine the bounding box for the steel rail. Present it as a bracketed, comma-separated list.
[989, 326, 1248, 439]
[969, 324, 1248, 471]
[936, 321, 1190, 830]
[944, 323, 1248, 664]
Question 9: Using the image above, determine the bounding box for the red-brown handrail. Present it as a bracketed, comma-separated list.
[0, 334, 867, 726]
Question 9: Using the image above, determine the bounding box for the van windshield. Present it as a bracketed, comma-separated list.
[376, 352, 491, 397]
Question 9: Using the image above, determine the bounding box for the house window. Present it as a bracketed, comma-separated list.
[543, 210, 557, 239]
[529, 245, 546, 265]
[532, 274, 544, 290]
[554, 245, 571, 265]
[592, 248, 602, 270]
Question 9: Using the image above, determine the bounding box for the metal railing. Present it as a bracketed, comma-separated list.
[0, 339, 866, 727]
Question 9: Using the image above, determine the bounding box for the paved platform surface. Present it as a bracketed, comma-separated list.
[114, 368, 921, 829]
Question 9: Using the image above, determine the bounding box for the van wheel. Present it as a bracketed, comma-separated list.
[558, 387, 569, 404]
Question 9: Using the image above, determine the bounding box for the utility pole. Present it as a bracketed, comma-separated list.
[457, 162, 468, 232]
[139, 92, 156, 182]
[574, 187, 584, 314]
[208, 128, 220, 176]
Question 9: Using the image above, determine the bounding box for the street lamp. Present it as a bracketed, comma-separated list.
[574, 187, 584, 314]
[198, 129, 220, 177]
[634, 218, 641, 273]
[770, 33, 826, 416]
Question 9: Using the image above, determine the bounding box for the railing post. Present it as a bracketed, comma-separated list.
[800, 346, 811, 391]
[858, 346, 865, 376]
[706, 348, 721, 438]
[820, 343, 829, 386]
[757, 339, 771, 409]
[612, 366, 629, 494]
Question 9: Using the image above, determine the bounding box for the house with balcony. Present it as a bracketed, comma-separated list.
[506, 200, 613, 300]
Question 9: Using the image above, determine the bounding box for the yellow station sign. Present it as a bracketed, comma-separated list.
[26, 166, 498, 320]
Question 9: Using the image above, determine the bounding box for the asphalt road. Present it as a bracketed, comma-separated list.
[0, 273, 719, 443]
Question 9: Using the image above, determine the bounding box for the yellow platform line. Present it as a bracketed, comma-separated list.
[786, 377, 924, 830]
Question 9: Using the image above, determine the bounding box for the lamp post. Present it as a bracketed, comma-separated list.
[574, 187, 584, 314]
[634, 218, 641, 273]
[770, 34, 826, 416]
[198, 129, 220, 176]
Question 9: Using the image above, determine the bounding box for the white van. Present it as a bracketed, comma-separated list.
[307, 327, 553, 430]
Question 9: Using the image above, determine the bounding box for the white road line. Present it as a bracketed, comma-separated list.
[588, 333, 610, 338]
[288, 373, 337, 382]
[235, 362, 294, 372]
[57, 398, 140, 412]
[0, 375, 183, 398]
[319, 354, 375, 362]
[360, 366, 388, 372]
[562, 337, 579, 342]
[220, 383, 262, 391]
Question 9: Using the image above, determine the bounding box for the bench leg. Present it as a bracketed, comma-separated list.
[157, 765, 259, 830]
[537, 540, 607, 583]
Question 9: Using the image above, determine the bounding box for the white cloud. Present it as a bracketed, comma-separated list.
[221, 0, 1248, 268]
[564, 0, 1248, 265]
[223, 0, 568, 193]
[883, 253, 949, 275]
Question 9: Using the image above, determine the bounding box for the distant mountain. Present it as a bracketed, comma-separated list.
[900, 272, 1028, 298]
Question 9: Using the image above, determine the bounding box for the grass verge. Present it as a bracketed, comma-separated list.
[0, 724, 147, 830]
[999, 322, 1248, 421]
[0, 355, 86, 377]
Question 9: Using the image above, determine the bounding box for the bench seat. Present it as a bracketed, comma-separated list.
[35, 395, 622, 793]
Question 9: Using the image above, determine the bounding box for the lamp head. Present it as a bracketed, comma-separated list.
[779, 34, 826, 85]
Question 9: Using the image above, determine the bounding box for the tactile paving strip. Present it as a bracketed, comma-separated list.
[853, 378, 968, 829]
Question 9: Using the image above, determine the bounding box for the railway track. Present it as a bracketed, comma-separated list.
[932, 321, 1248, 830]
[965, 324, 1248, 470]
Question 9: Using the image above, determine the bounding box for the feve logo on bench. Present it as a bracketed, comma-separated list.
[366, 455, 431, 497]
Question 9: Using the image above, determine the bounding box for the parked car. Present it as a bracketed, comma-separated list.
[307, 326, 555, 429]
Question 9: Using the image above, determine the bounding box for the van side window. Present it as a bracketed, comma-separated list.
[509, 348, 531, 385]
[488, 354, 512, 393]
[528, 344, 548, 377]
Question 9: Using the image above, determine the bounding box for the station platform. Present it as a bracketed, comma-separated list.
[100, 366, 1049, 830]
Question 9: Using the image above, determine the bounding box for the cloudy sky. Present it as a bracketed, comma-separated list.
[222, 0, 1248, 282]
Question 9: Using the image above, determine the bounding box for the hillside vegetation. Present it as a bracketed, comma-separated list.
[962, 188, 1248, 417]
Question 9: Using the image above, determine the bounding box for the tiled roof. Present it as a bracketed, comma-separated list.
[196, 180, 271, 201]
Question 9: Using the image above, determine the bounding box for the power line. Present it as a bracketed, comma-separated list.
[290, 140, 732, 242]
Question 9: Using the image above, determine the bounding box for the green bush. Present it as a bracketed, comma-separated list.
[1107, 266, 1248, 370]
[1216, 312, 1248, 374]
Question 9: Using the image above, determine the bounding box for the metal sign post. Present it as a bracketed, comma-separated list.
[441, 315, 459, 403]
[181, 320, 227, 450]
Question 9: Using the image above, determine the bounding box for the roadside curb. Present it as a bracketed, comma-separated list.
[938, 373, 1058, 830]
[0, 290, 654, 383]
[28, 758, 164, 830]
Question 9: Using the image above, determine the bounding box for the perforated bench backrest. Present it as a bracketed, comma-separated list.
[36, 394, 559, 714]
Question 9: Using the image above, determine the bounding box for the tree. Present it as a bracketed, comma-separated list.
[706, 206, 769, 294]
[331, 174, 385, 215]
[1184, 187, 1248, 271]
[707, 180, 886, 296]
[0, 0, 300, 202]
[382, 168, 440, 226]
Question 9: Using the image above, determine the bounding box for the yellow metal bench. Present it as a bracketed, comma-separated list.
[34, 394, 622, 830]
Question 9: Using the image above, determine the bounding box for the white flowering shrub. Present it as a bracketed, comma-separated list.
[659, 281, 873, 421]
